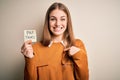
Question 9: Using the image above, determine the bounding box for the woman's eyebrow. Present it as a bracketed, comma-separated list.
[49, 16, 66, 18]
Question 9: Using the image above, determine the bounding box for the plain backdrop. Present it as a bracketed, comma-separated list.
[0, 0, 120, 80]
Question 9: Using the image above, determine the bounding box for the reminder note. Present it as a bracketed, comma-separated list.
[24, 30, 37, 42]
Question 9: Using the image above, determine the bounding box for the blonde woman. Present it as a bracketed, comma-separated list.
[21, 2, 89, 80]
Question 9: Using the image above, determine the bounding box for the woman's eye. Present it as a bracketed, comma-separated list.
[50, 18, 55, 21]
[61, 19, 65, 21]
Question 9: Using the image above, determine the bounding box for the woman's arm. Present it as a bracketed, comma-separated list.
[24, 56, 37, 80]
[21, 40, 37, 80]
[66, 39, 89, 80]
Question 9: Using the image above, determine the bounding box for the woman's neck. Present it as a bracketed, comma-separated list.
[52, 35, 63, 43]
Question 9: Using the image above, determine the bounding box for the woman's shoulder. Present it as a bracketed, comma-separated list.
[75, 39, 85, 47]
[75, 39, 84, 43]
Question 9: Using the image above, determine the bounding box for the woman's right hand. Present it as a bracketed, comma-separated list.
[21, 40, 34, 58]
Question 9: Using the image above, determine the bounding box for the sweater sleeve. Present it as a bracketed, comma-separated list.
[24, 43, 38, 80]
[71, 39, 89, 80]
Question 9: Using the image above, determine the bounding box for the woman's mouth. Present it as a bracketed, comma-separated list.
[53, 26, 63, 32]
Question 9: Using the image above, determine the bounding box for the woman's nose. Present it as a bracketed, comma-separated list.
[56, 20, 61, 26]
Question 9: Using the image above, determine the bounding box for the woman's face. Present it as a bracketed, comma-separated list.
[49, 9, 67, 37]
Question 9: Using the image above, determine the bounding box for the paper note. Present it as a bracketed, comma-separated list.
[24, 30, 37, 42]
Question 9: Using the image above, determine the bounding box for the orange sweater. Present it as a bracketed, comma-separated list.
[24, 39, 89, 80]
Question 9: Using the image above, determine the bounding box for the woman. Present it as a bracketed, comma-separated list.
[21, 2, 89, 80]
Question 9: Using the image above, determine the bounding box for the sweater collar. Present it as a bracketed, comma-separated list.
[48, 41, 65, 47]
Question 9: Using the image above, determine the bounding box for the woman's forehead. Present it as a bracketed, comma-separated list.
[49, 9, 67, 17]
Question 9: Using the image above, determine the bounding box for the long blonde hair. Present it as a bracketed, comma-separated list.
[41, 2, 75, 47]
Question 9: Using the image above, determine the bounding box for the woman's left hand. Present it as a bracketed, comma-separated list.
[64, 46, 80, 56]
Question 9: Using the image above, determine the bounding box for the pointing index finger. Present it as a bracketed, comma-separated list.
[64, 47, 71, 52]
